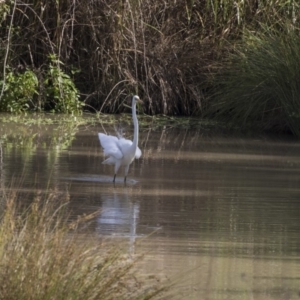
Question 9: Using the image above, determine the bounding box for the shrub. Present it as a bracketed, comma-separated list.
[44, 55, 83, 114]
[0, 69, 38, 112]
[0, 63, 82, 114]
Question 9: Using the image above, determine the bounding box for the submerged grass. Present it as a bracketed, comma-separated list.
[0, 193, 168, 299]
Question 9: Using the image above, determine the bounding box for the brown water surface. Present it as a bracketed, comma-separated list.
[1, 115, 300, 299]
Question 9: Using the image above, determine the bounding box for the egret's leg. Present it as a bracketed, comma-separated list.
[124, 165, 130, 183]
[113, 161, 121, 183]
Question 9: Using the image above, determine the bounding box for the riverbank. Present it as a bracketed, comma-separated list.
[0, 0, 299, 135]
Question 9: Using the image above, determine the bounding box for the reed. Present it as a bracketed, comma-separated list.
[0, 193, 167, 299]
[0, 0, 299, 119]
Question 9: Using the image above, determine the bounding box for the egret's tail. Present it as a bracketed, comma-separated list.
[98, 133, 106, 146]
[102, 157, 115, 165]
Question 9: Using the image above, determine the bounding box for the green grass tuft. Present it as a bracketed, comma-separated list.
[208, 26, 300, 136]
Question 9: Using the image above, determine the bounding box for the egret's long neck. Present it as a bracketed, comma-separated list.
[131, 101, 139, 149]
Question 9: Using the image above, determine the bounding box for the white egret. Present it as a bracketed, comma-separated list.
[98, 95, 143, 183]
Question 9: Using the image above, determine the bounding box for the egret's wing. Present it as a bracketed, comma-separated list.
[117, 137, 133, 148]
[98, 133, 123, 159]
[117, 138, 142, 159]
[135, 147, 142, 159]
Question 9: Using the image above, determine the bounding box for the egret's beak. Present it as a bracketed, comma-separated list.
[137, 98, 143, 104]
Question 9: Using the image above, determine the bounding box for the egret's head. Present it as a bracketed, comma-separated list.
[132, 95, 143, 104]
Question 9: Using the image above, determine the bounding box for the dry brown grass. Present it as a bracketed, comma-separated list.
[0, 192, 168, 299]
[0, 0, 299, 116]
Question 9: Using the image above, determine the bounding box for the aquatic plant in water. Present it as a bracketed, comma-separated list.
[0, 193, 168, 299]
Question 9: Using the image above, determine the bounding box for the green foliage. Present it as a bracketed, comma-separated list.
[0, 62, 82, 114]
[209, 27, 300, 136]
[45, 55, 83, 114]
[0, 0, 9, 23]
[0, 69, 38, 112]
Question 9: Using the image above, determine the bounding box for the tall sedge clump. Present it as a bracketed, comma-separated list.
[209, 27, 300, 136]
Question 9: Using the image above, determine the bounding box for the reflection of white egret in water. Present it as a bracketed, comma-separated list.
[98, 95, 143, 183]
[97, 189, 140, 255]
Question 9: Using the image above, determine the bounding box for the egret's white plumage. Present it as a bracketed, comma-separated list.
[98, 95, 142, 182]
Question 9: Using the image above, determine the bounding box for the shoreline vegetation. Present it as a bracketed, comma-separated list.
[0, 192, 170, 299]
[0, 0, 300, 136]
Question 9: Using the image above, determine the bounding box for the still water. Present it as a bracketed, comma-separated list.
[1, 115, 300, 299]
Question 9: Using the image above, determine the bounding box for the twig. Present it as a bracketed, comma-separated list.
[0, 0, 17, 102]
